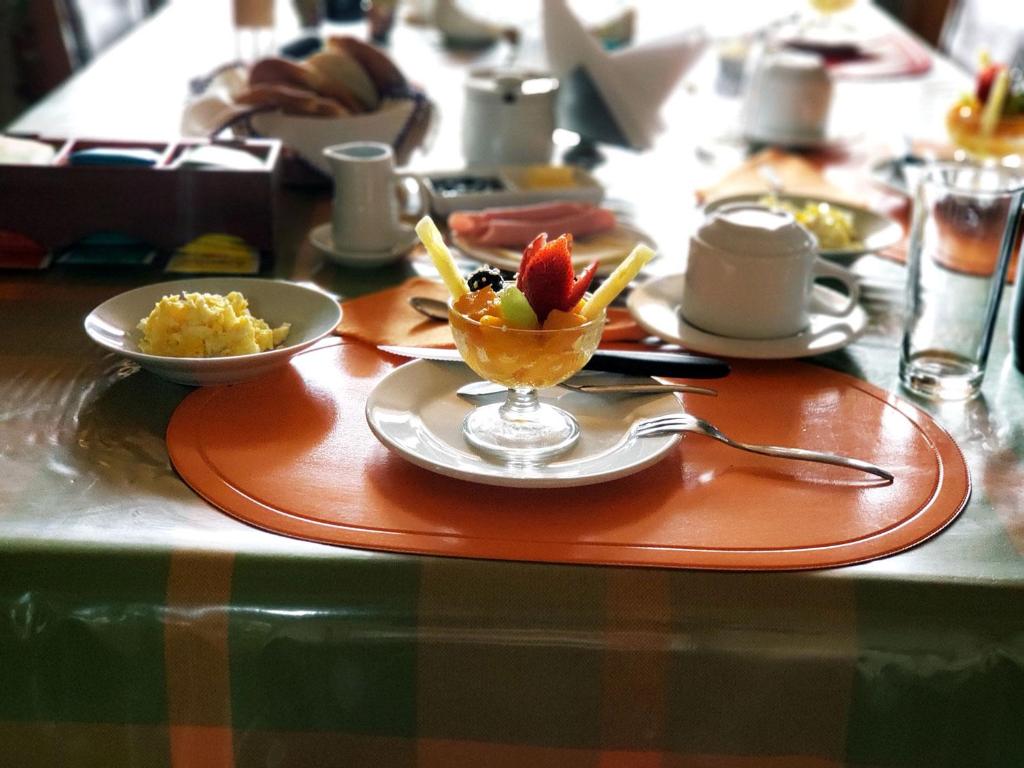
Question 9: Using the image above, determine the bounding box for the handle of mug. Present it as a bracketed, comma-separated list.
[396, 173, 429, 222]
[812, 258, 860, 317]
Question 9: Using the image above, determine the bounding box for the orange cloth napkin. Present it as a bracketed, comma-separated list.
[697, 148, 863, 206]
[335, 276, 647, 348]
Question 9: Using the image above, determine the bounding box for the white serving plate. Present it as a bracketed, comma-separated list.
[365, 359, 684, 488]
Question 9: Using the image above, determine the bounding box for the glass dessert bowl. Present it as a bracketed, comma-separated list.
[449, 285, 605, 460]
[414, 214, 654, 464]
[946, 101, 1024, 161]
[946, 58, 1024, 162]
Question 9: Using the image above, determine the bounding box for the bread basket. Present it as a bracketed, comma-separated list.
[182, 37, 433, 175]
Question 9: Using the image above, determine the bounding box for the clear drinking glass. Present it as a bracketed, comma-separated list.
[899, 164, 1024, 400]
[449, 293, 605, 461]
[233, 0, 276, 62]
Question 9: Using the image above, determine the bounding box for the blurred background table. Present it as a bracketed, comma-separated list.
[2, 1, 1023, 766]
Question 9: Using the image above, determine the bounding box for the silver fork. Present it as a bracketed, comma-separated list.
[634, 414, 893, 482]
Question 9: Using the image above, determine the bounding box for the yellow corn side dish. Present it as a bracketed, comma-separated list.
[137, 291, 290, 357]
[519, 165, 577, 189]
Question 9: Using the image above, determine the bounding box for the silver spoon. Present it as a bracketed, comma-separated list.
[633, 413, 893, 482]
[410, 296, 449, 321]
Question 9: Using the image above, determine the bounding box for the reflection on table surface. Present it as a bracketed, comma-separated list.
[2, 1, 1024, 766]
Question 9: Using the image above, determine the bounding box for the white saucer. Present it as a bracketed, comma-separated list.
[627, 273, 868, 360]
[452, 221, 656, 277]
[743, 127, 861, 152]
[365, 360, 684, 488]
[310, 222, 419, 268]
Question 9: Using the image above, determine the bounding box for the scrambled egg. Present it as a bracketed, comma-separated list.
[760, 197, 861, 250]
[137, 291, 290, 357]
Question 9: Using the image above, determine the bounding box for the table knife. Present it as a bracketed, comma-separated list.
[378, 345, 731, 379]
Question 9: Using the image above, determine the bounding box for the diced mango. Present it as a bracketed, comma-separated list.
[542, 309, 587, 330]
[455, 286, 500, 320]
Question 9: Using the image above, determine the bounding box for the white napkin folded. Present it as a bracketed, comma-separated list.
[542, 0, 706, 149]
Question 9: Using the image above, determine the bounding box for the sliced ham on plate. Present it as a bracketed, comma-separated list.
[448, 201, 617, 248]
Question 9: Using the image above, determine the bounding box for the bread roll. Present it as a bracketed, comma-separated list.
[303, 50, 380, 111]
[236, 84, 351, 117]
[326, 36, 406, 96]
[249, 57, 318, 91]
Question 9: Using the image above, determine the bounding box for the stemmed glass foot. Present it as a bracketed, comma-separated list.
[462, 387, 579, 461]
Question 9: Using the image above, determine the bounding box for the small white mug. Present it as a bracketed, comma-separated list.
[682, 204, 860, 339]
[323, 141, 423, 256]
[741, 50, 832, 145]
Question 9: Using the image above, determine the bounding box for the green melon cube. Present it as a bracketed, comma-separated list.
[498, 285, 540, 329]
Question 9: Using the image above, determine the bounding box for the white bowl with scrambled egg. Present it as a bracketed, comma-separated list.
[84, 278, 341, 386]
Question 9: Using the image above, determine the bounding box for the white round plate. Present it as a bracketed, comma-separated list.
[84, 277, 341, 386]
[310, 222, 419, 268]
[703, 193, 903, 261]
[365, 360, 684, 488]
[627, 273, 868, 360]
[452, 221, 656, 276]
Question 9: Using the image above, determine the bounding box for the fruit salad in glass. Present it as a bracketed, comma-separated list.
[416, 217, 653, 461]
[946, 56, 1024, 160]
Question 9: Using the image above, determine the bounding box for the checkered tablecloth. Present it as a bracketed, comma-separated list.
[1, 274, 1023, 767]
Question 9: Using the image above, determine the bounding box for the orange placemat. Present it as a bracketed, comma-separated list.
[696, 149, 859, 206]
[167, 339, 970, 570]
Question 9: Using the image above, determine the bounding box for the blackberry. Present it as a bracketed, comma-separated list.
[467, 266, 503, 292]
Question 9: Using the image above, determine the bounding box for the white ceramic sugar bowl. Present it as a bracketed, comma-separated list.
[462, 68, 559, 165]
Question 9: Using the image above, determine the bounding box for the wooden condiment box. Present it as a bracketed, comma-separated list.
[0, 135, 282, 267]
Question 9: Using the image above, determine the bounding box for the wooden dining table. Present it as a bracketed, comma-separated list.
[2, 1, 1023, 766]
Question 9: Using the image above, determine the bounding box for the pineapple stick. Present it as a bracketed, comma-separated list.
[980, 67, 1009, 138]
[580, 244, 655, 320]
[415, 216, 469, 300]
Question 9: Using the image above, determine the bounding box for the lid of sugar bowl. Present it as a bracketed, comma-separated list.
[466, 68, 559, 103]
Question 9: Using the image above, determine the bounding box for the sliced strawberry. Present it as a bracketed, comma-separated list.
[516, 233, 548, 290]
[976, 63, 1004, 104]
[519, 234, 573, 321]
[564, 259, 599, 309]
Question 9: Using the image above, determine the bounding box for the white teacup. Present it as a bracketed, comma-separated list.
[741, 50, 832, 145]
[682, 205, 860, 340]
[323, 141, 423, 258]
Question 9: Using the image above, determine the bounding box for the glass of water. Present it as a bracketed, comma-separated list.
[899, 164, 1024, 400]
